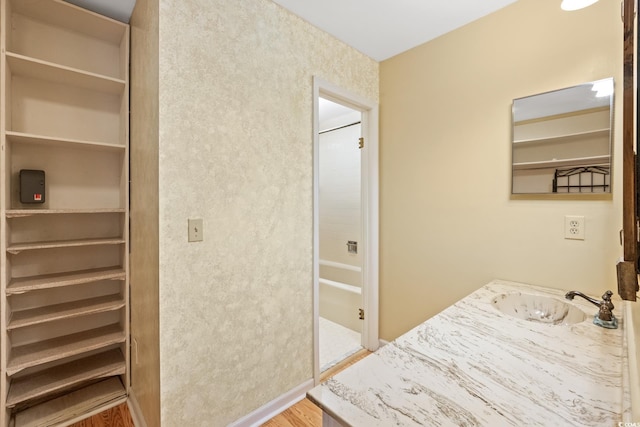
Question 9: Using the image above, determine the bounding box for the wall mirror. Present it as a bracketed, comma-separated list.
[511, 78, 614, 194]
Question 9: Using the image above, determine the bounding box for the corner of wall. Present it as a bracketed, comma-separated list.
[130, 0, 161, 425]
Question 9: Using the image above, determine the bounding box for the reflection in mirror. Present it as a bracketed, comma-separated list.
[511, 78, 614, 194]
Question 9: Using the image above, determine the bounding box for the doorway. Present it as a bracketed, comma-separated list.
[318, 98, 363, 372]
[313, 77, 379, 384]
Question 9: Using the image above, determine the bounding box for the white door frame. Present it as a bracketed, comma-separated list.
[313, 76, 379, 385]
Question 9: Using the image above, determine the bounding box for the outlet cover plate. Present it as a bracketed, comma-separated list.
[564, 215, 585, 240]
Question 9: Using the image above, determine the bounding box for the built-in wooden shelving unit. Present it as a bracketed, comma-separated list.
[0, 0, 130, 424]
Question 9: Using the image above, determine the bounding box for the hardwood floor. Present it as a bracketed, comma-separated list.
[67, 350, 371, 427]
[261, 349, 371, 427]
[261, 398, 322, 427]
[69, 403, 135, 427]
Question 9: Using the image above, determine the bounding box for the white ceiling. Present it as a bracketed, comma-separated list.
[270, 0, 520, 61]
[65, 0, 521, 61]
[319, 97, 358, 124]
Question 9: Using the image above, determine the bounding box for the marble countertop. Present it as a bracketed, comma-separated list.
[307, 280, 625, 426]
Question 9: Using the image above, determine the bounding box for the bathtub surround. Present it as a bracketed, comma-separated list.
[319, 278, 363, 334]
[130, 0, 378, 425]
[308, 280, 626, 426]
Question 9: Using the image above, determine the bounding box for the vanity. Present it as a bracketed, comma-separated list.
[307, 280, 628, 426]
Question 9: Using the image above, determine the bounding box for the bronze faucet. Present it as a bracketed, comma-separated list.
[565, 290, 616, 326]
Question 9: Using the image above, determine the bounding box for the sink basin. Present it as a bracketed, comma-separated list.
[491, 293, 587, 325]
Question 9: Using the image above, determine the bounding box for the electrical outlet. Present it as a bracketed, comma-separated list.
[564, 215, 585, 240]
[188, 218, 203, 242]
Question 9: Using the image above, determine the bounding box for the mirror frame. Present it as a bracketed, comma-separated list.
[511, 80, 614, 196]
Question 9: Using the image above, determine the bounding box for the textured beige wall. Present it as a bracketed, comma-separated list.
[379, 0, 622, 340]
[130, 0, 161, 425]
[157, 0, 377, 425]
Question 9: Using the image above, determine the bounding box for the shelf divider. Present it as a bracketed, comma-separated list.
[7, 267, 125, 295]
[6, 131, 125, 152]
[7, 238, 125, 255]
[6, 52, 125, 95]
[6, 349, 125, 408]
[7, 324, 125, 376]
[6, 208, 125, 218]
[9, 294, 125, 330]
[13, 377, 126, 427]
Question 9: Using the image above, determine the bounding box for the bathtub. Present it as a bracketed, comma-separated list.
[319, 260, 362, 333]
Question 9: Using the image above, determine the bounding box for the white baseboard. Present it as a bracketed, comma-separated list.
[379, 338, 390, 347]
[127, 391, 148, 427]
[228, 378, 315, 427]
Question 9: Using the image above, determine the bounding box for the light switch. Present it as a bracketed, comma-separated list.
[188, 218, 203, 242]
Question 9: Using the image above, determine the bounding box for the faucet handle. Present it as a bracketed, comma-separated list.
[595, 290, 617, 326]
[598, 301, 613, 321]
[601, 290, 614, 311]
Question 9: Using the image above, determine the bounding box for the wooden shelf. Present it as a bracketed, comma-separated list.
[9, 294, 125, 330]
[6, 52, 125, 95]
[7, 267, 125, 295]
[13, 377, 126, 427]
[512, 155, 611, 171]
[6, 349, 125, 408]
[6, 208, 125, 218]
[7, 324, 125, 376]
[513, 128, 610, 145]
[7, 237, 125, 254]
[6, 131, 125, 152]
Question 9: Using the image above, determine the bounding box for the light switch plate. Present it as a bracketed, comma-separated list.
[188, 218, 203, 242]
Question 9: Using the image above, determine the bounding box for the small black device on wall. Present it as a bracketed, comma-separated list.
[20, 169, 45, 204]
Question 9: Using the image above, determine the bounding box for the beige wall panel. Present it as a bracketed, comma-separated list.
[379, 0, 622, 340]
[157, 0, 377, 425]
